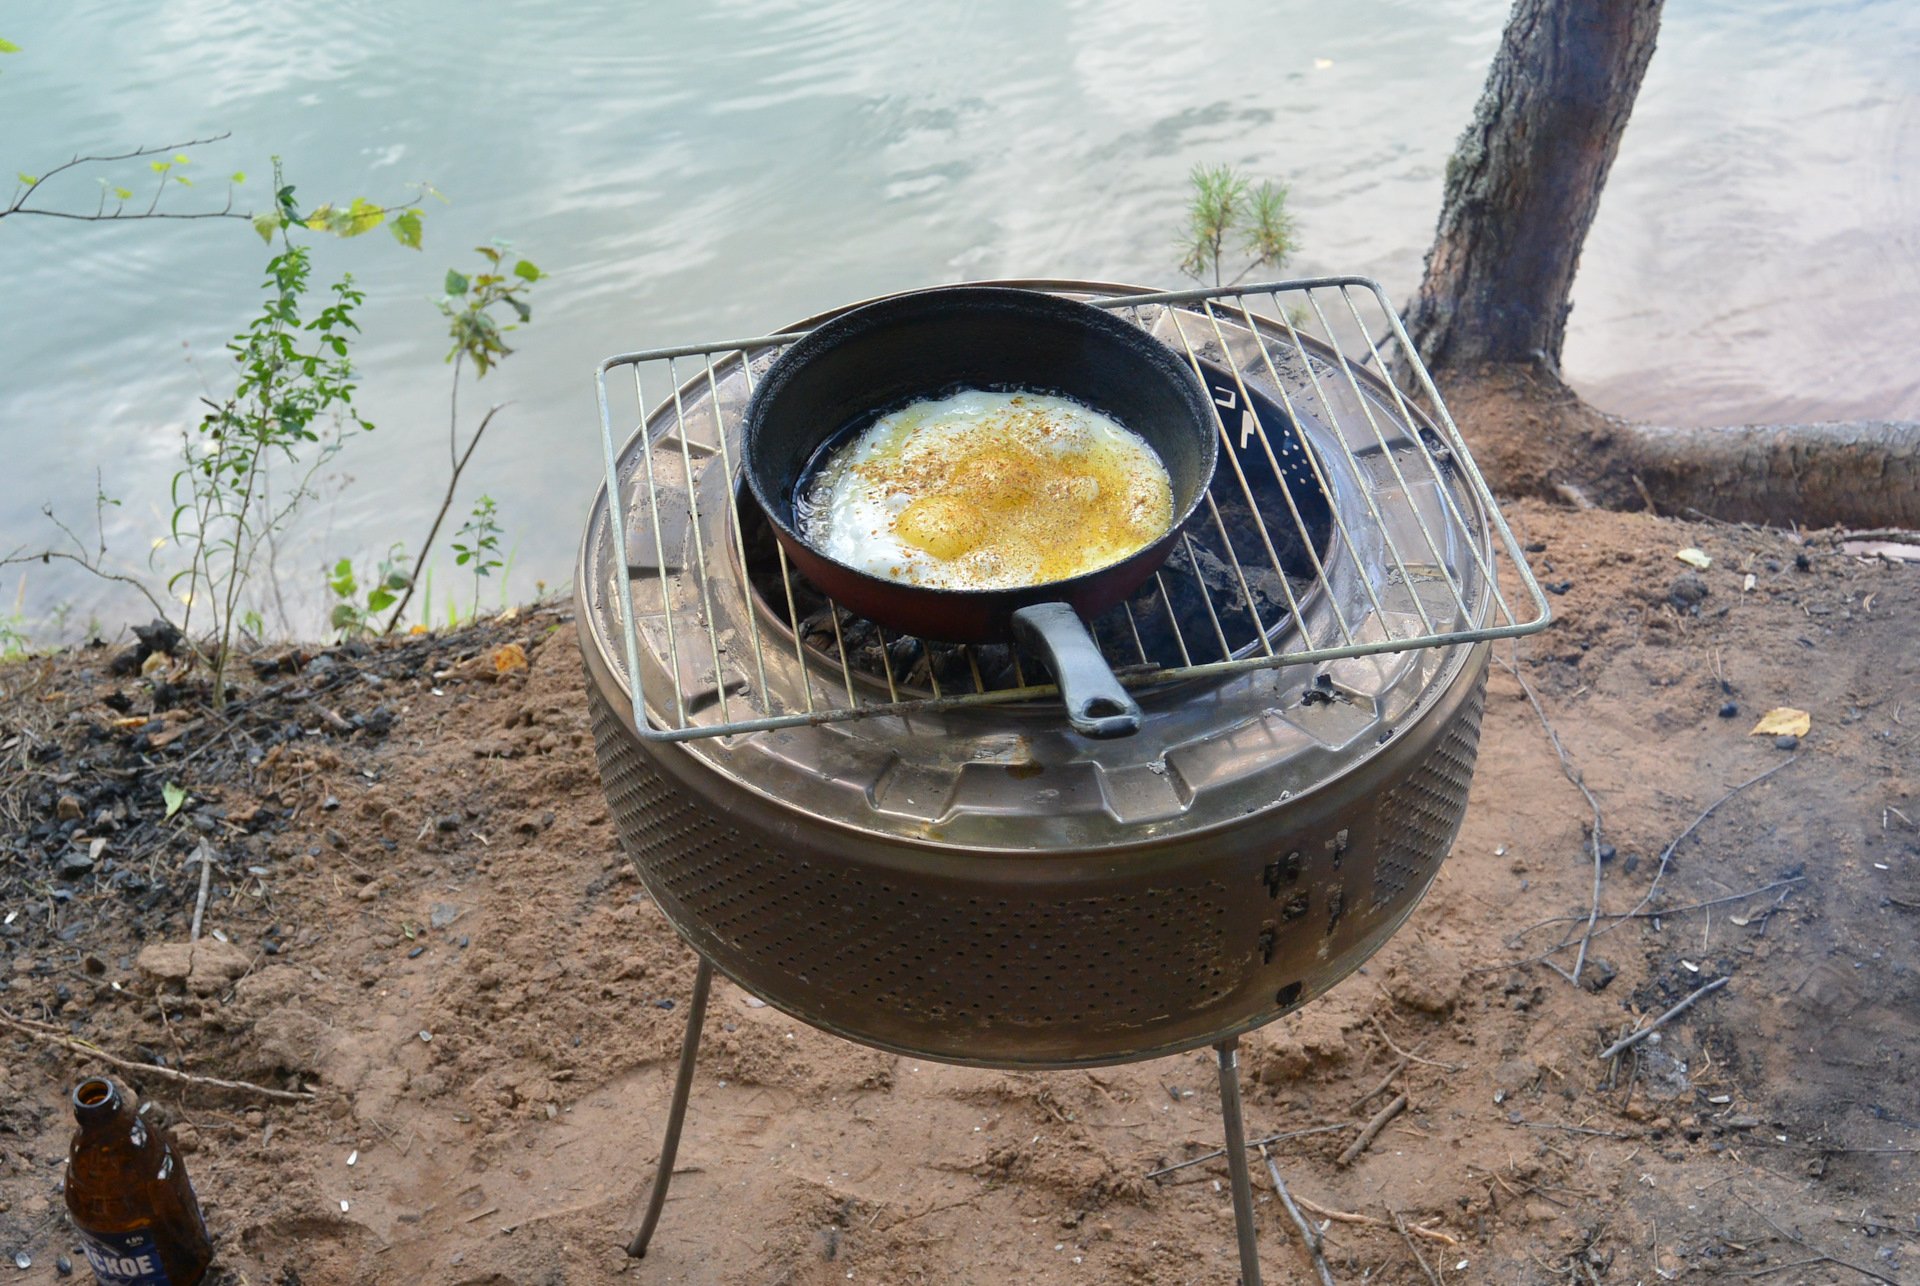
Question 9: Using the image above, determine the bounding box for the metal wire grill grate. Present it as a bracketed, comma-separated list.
[590, 277, 1549, 743]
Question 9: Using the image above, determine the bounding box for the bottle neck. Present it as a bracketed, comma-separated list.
[72, 1077, 125, 1127]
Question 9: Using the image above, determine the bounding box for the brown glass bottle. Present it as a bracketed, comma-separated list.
[64, 1077, 213, 1286]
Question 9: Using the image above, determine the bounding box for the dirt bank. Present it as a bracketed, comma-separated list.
[2, 501, 1915, 1284]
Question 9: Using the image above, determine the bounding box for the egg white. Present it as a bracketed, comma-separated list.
[801, 389, 1171, 590]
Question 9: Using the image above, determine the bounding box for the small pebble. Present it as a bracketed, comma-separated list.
[1718, 702, 1739, 718]
[14, 1250, 32, 1270]
[654, 998, 676, 1010]
[1774, 734, 1799, 751]
[407, 946, 425, 959]
[56, 1254, 72, 1276]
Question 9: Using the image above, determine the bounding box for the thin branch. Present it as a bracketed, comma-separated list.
[1502, 876, 1806, 944]
[3, 134, 233, 218]
[1143, 1122, 1355, 1180]
[0, 1008, 312, 1103]
[1392, 1210, 1444, 1286]
[1337, 1093, 1408, 1167]
[1370, 1017, 1463, 1071]
[1737, 1195, 1903, 1285]
[1494, 648, 1607, 981]
[1260, 1144, 1338, 1286]
[1596, 976, 1730, 1061]
[1290, 1196, 1458, 1246]
[13, 206, 245, 224]
[188, 842, 214, 942]
[0, 549, 175, 627]
[384, 400, 506, 633]
[1615, 756, 1802, 925]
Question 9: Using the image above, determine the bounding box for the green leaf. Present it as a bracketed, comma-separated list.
[174, 174, 193, 186]
[16, 172, 36, 185]
[173, 153, 191, 165]
[304, 202, 334, 231]
[389, 208, 423, 250]
[231, 170, 246, 183]
[506, 296, 531, 323]
[444, 268, 469, 296]
[367, 588, 396, 613]
[150, 160, 169, 173]
[383, 571, 411, 591]
[512, 259, 542, 282]
[0, 37, 21, 53]
[341, 195, 384, 237]
[330, 603, 359, 630]
[162, 782, 187, 819]
[113, 186, 132, 200]
[252, 211, 281, 243]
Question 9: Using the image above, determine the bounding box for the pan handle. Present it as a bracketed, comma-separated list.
[1010, 603, 1142, 738]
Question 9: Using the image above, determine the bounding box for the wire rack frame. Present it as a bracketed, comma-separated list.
[591, 277, 1551, 743]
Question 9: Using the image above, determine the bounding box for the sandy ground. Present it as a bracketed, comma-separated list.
[2, 500, 1916, 1285]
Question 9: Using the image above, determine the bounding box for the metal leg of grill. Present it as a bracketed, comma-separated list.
[624, 955, 714, 1259]
[1214, 1038, 1264, 1286]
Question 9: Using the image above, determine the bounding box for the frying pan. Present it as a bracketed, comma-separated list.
[740, 286, 1219, 738]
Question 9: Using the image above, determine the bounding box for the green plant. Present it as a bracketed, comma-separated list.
[451, 495, 504, 618]
[0, 577, 29, 660]
[383, 244, 542, 631]
[1177, 163, 1297, 287]
[4, 142, 438, 652]
[167, 241, 370, 706]
[327, 544, 410, 638]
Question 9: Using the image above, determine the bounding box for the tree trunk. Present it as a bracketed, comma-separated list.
[1405, 0, 1664, 372]
[1403, 0, 1920, 530]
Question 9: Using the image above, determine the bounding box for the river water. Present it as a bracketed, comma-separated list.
[2, 0, 1914, 637]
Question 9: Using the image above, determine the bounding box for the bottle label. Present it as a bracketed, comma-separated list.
[75, 1229, 174, 1285]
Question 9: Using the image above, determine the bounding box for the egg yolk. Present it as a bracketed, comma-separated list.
[830, 394, 1174, 588]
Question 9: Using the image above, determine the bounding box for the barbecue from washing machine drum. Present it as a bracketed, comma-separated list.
[579, 281, 1501, 1068]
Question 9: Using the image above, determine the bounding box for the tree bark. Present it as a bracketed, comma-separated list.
[1405, 0, 1664, 372]
[1439, 365, 1920, 530]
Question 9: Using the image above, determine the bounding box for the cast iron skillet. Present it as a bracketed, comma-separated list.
[740, 286, 1219, 738]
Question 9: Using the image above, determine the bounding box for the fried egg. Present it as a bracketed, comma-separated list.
[800, 389, 1175, 590]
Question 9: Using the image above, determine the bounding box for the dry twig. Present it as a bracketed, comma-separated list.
[1596, 976, 1730, 1061]
[1494, 649, 1608, 982]
[1260, 1144, 1337, 1286]
[1291, 1195, 1458, 1246]
[1143, 1121, 1354, 1180]
[1337, 1093, 1407, 1167]
[1350, 1046, 1419, 1113]
[1392, 1209, 1444, 1285]
[1370, 1018, 1463, 1071]
[0, 1008, 312, 1103]
[188, 841, 214, 942]
[1736, 1195, 1902, 1284]
[1617, 757, 1801, 926]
